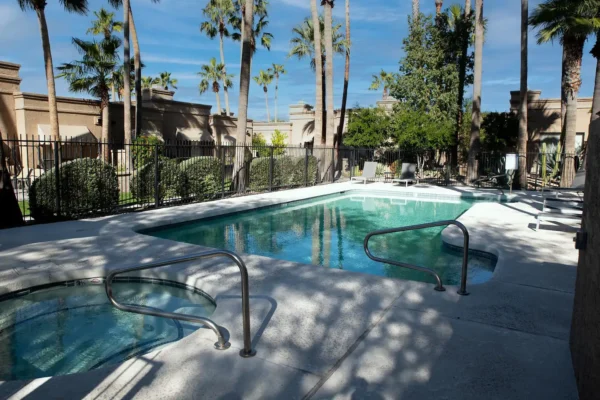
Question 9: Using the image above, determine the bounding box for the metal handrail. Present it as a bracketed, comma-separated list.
[105, 249, 257, 358]
[364, 220, 470, 295]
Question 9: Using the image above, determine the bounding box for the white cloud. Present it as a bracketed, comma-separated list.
[280, 0, 404, 23]
[143, 54, 207, 66]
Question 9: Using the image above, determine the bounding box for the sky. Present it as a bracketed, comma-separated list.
[0, 0, 598, 122]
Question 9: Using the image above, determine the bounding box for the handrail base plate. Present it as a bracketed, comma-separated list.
[240, 349, 257, 358]
[215, 341, 232, 350]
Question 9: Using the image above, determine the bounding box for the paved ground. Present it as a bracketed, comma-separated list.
[0, 182, 580, 399]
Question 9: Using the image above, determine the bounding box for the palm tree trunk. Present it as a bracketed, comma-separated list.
[467, 0, 483, 184]
[101, 97, 110, 162]
[585, 34, 600, 168]
[561, 36, 585, 188]
[323, 1, 335, 147]
[35, 6, 60, 141]
[234, 0, 254, 191]
[215, 91, 222, 117]
[311, 0, 323, 145]
[274, 75, 279, 122]
[264, 89, 270, 122]
[219, 32, 231, 116]
[123, 0, 132, 152]
[336, 0, 350, 151]
[412, 0, 419, 21]
[453, 0, 471, 168]
[130, 6, 142, 139]
[517, 0, 528, 189]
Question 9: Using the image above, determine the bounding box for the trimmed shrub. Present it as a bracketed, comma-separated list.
[132, 135, 164, 169]
[29, 158, 119, 222]
[249, 155, 318, 191]
[130, 157, 185, 204]
[179, 156, 223, 200]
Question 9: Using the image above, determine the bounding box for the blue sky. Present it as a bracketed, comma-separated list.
[0, 0, 597, 121]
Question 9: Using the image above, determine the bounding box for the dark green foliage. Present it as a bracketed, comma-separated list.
[345, 107, 391, 147]
[130, 158, 185, 204]
[132, 135, 164, 169]
[251, 133, 270, 158]
[391, 105, 454, 151]
[481, 112, 519, 153]
[29, 158, 119, 222]
[249, 155, 318, 191]
[179, 156, 223, 200]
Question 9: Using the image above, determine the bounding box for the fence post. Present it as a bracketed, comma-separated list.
[305, 147, 309, 187]
[54, 140, 61, 218]
[269, 146, 274, 192]
[330, 147, 335, 183]
[221, 146, 226, 198]
[154, 143, 159, 208]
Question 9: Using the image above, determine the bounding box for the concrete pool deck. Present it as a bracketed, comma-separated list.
[0, 182, 580, 399]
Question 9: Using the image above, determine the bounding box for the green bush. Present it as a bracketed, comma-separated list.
[249, 155, 318, 191]
[132, 135, 164, 169]
[130, 158, 185, 203]
[179, 156, 223, 200]
[29, 158, 119, 222]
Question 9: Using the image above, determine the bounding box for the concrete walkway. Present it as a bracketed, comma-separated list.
[0, 182, 579, 399]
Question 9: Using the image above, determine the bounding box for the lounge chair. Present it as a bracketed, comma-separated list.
[391, 163, 418, 187]
[350, 161, 377, 184]
[535, 170, 585, 231]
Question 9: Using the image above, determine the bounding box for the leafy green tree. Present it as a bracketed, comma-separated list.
[17, 0, 89, 140]
[201, 0, 236, 116]
[344, 107, 391, 147]
[481, 112, 519, 153]
[271, 129, 287, 155]
[390, 105, 453, 153]
[253, 69, 274, 121]
[57, 36, 120, 158]
[251, 132, 269, 157]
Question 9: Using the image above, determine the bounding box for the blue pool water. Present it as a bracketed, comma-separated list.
[0, 279, 215, 381]
[145, 192, 497, 286]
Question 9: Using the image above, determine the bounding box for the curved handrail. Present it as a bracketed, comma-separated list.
[364, 220, 470, 295]
[105, 249, 256, 357]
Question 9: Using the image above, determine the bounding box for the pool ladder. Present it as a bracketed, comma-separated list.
[364, 220, 470, 295]
[105, 249, 256, 358]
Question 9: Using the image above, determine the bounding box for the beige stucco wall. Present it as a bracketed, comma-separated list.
[252, 122, 293, 144]
[0, 61, 22, 141]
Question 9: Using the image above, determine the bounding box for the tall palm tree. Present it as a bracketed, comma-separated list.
[141, 76, 158, 89]
[435, 0, 443, 15]
[453, 0, 472, 167]
[157, 72, 178, 90]
[253, 69, 274, 122]
[235, 0, 254, 191]
[109, 0, 160, 138]
[17, 0, 89, 140]
[122, 0, 132, 150]
[369, 70, 395, 99]
[57, 36, 120, 159]
[231, 0, 272, 73]
[87, 8, 122, 100]
[199, 58, 233, 115]
[322, 0, 335, 147]
[201, 0, 235, 116]
[310, 0, 324, 145]
[467, 0, 483, 183]
[518, 0, 528, 188]
[530, 0, 597, 187]
[270, 64, 286, 122]
[412, 0, 419, 21]
[337, 0, 350, 149]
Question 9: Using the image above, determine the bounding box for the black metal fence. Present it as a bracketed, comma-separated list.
[1, 136, 582, 224]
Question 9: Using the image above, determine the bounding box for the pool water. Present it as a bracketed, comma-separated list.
[0, 279, 215, 381]
[145, 192, 497, 286]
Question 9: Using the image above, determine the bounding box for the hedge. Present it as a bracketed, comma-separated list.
[179, 156, 223, 200]
[249, 155, 318, 192]
[29, 158, 119, 222]
[130, 158, 186, 203]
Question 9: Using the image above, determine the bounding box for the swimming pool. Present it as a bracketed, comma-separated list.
[144, 191, 497, 286]
[0, 278, 215, 381]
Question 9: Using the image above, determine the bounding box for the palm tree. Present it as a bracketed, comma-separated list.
[17, 0, 89, 140]
[369, 70, 395, 99]
[57, 36, 120, 159]
[87, 8, 122, 100]
[337, 0, 350, 149]
[141, 76, 158, 89]
[529, 0, 597, 187]
[231, 0, 272, 72]
[453, 0, 472, 167]
[310, 0, 324, 145]
[201, 0, 235, 116]
[253, 69, 274, 122]
[435, 0, 443, 15]
[412, 0, 419, 21]
[322, 0, 335, 146]
[157, 72, 178, 90]
[518, 0, 528, 188]
[467, 0, 483, 183]
[199, 58, 233, 115]
[269, 64, 286, 122]
[109, 0, 160, 138]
